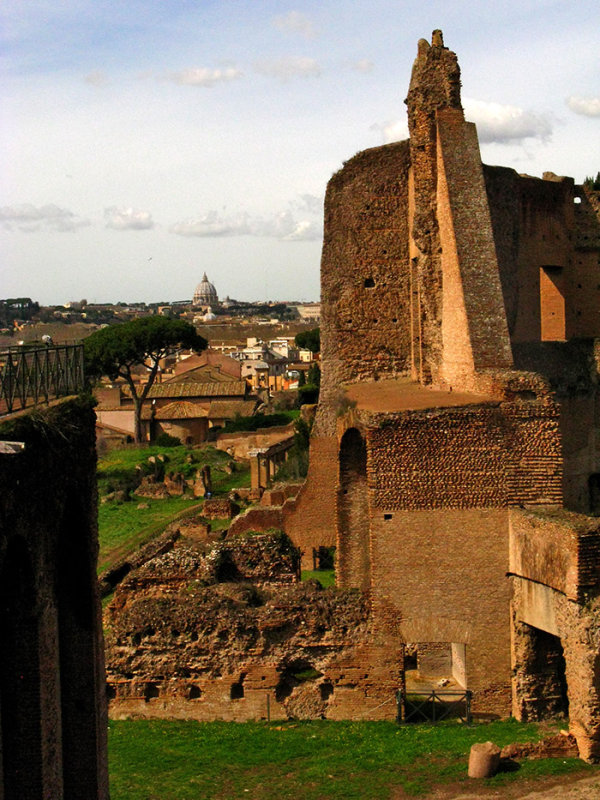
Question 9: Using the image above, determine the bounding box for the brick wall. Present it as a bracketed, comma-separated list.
[319, 140, 412, 415]
[337, 428, 370, 590]
[511, 576, 600, 760]
[0, 399, 108, 800]
[436, 109, 512, 384]
[509, 508, 600, 601]
[365, 401, 562, 511]
[370, 507, 512, 715]
[485, 168, 600, 344]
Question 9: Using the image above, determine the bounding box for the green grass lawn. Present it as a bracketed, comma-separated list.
[97, 444, 250, 573]
[98, 496, 201, 573]
[108, 718, 593, 800]
[302, 569, 336, 588]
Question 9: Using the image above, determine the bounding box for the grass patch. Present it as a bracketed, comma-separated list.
[302, 569, 336, 587]
[108, 718, 594, 800]
[98, 496, 200, 573]
[97, 444, 233, 496]
[97, 443, 250, 573]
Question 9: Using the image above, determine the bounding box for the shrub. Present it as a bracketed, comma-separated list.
[155, 433, 182, 447]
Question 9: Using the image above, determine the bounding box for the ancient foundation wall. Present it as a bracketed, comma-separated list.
[105, 562, 402, 723]
[0, 398, 108, 800]
[369, 507, 512, 716]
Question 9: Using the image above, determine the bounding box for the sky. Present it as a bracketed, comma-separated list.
[1, 0, 598, 306]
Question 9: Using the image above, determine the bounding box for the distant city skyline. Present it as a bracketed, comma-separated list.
[1, 0, 599, 305]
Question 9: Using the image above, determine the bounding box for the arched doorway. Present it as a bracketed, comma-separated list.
[337, 428, 370, 590]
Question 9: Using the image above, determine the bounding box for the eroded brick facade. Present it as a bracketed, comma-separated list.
[296, 29, 600, 759]
[105, 533, 402, 722]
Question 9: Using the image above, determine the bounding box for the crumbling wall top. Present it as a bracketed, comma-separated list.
[405, 29, 463, 132]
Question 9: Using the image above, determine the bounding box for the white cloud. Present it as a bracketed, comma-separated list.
[282, 219, 322, 241]
[371, 119, 409, 144]
[272, 11, 316, 39]
[292, 194, 323, 215]
[566, 96, 600, 118]
[85, 70, 108, 87]
[168, 67, 243, 87]
[170, 211, 250, 238]
[0, 203, 90, 232]
[352, 59, 374, 73]
[254, 57, 321, 81]
[170, 208, 322, 241]
[463, 98, 553, 143]
[104, 207, 154, 230]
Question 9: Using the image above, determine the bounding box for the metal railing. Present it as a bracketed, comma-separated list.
[0, 343, 85, 416]
[397, 688, 472, 725]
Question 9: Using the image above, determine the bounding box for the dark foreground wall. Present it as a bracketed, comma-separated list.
[0, 398, 109, 800]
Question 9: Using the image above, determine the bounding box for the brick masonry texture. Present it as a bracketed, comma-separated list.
[283, 30, 600, 757]
[0, 399, 109, 800]
[104, 533, 402, 722]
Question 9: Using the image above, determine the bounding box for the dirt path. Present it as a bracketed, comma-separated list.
[431, 770, 600, 799]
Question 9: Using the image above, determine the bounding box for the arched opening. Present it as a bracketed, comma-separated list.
[0, 537, 43, 800]
[337, 428, 370, 590]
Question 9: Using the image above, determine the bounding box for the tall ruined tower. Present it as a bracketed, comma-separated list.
[405, 30, 462, 382]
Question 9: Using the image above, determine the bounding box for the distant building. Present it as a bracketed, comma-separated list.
[193, 273, 219, 308]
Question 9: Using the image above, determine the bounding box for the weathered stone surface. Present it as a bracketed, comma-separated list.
[104, 533, 401, 722]
[468, 741, 501, 778]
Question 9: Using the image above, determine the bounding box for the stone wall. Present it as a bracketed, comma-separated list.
[509, 508, 600, 602]
[105, 535, 402, 722]
[227, 435, 338, 570]
[511, 577, 600, 761]
[365, 400, 562, 511]
[319, 140, 412, 419]
[0, 398, 108, 800]
[485, 169, 600, 343]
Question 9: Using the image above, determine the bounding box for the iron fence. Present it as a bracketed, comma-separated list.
[0, 343, 85, 416]
[397, 688, 472, 725]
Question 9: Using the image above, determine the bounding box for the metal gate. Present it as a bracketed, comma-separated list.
[397, 688, 472, 725]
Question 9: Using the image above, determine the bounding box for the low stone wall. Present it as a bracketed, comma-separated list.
[214, 424, 295, 460]
[203, 497, 240, 519]
[105, 534, 403, 722]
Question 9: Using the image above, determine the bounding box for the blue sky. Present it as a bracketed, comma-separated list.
[1, 0, 598, 305]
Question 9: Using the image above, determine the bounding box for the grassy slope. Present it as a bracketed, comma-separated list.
[108, 718, 593, 800]
[97, 444, 249, 573]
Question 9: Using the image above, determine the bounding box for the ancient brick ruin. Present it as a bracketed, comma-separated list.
[98, 31, 600, 761]
[0, 399, 109, 799]
[297, 29, 600, 759]
[105, 532, 400, 722]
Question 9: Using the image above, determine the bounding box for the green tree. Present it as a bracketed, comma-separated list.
[583, 172, 600, 190]
[84, 317, 207, 442]
[295, 327, 320, 353]
[307, 362, 321, 388]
